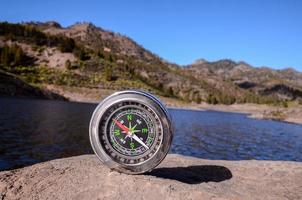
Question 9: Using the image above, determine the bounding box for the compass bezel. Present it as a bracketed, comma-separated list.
[89, 90, 173, 174]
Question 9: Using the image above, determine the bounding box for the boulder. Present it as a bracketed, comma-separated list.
[0, 154, 301, 200]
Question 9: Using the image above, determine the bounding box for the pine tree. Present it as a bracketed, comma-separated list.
[104, 66, 113, 81]
[1, 45, 9, 67]
[109, 55, 114, 63]
[207, 94, 218, 104]
[97, 50, 105, 59]
[167, 87, 174, 97]
[65, 60, 72, 70]
[14, 46, 22, 65]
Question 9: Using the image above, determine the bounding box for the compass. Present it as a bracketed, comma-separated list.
[89, 90, 173, 174]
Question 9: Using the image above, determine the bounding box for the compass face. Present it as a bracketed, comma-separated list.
[99, 101, 163, 165]
[90, 90, 173, 174]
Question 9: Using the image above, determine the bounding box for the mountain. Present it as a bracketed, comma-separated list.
[185, 59, 302, 102]
[0, 21, 302, 105]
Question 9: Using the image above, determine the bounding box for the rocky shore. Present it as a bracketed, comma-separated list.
[45, 85, 302, 125]
[1, 79, 302, 125]
[1, 154, 301, 200]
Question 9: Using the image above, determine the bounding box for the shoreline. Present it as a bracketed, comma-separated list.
[43, 85, 302, 125]
[1, 154, 301, 200]
[2, 83, 302, 125]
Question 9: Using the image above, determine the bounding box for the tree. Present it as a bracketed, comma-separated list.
[65, 60, 72, 70]
[207, 94, 218, 104]
[59, 38, 75, 52]
[193, 93, 202, 104]
[0, 45, 9, 66]
[109, 55, 114, 63]
[104, 66, 113, 81]
[167, 87, 174, 97]
[0, 44, 32, 68]
[74, 47, 90, 61]
[13, 46, 22, 65]
[97, 50, 105, 59]
[282, 101, 288, 108]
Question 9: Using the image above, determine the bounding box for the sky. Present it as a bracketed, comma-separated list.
[1, 0, 302, 71]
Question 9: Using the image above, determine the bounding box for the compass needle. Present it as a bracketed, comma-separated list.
[132, 134, 149, 150]
[132, 124, 138, 130]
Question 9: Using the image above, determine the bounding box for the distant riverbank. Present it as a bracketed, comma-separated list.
[193, 103, 302, 125]
[43, 85, 302, 125]
[1, 76, 302, 125]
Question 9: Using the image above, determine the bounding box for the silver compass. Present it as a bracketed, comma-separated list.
[89, 90, 173, 174]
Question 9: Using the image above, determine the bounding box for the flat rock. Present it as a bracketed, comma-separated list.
[0, 154, 301, 200]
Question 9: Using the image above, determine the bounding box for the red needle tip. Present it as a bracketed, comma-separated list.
[113, 119, 129, 133]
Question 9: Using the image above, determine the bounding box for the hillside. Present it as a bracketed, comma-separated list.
[0, 21, 302, 106]
[186, 59, 302, 103]
[0, 70, 66, 100]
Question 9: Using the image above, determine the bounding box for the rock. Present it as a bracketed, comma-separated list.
[0, 154, 301, 200]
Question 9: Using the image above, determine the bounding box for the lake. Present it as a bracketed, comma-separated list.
[1, 97, 302, 171]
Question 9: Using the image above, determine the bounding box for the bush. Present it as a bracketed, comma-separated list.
[59, 38, 75, 52]
[109, 55, 114, 63]
[97, 50, 105, 59]
[193, 93, 202, 104]
[65, 60, 72, 70]
[282, 101, 288, 108]
[74, 47, 90, 61]
[206, 94, 218, 104]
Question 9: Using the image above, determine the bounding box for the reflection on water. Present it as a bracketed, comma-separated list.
[1, 97, 302, 171]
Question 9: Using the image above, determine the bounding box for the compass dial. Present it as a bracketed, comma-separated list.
[90, 90, 173, 174]
[99, 102, 163, 165]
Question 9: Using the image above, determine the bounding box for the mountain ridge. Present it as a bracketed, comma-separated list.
[21, 21, 302, 72]
[0, 21, 302, 105]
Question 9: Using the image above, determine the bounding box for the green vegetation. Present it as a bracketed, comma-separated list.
[104, 65, 114, 81]
[206, 94, 218, 104]
[282, 101, 288, 108]
[65, 60, 72, 70]
[0, 22, 89, 63]
[267, 110, 286, 121]
[0, 22, 76, 53]
[74, 47, 90, 61]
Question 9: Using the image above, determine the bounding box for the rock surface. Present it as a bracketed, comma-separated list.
[0, 154, 301, 200]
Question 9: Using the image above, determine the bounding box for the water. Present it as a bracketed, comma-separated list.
[1, 97, 302, 171]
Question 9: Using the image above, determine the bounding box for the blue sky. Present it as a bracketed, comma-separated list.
[1, 0, 302, 70]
